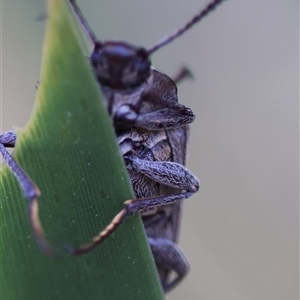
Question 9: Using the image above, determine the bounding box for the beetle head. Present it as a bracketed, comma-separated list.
[91, 41, 151, 90]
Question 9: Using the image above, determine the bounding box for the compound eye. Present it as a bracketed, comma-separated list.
[91, 42, 104, 66]
[136, 48, 151, 73]
[136, 48, 148, 60]
[94, 41, 103, 50]
[138, 60, 151, 80]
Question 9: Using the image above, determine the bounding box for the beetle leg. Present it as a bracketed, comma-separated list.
[134, 105, 195, 130]
[148, 237, 190, 293]
[69, 156, 198, 255]
[172, 66, 193, 85]
[125, 156, 200, 192]
[115, 103, 195, 130]
[69, 148, 199, 254]
[0, 130, 55, 255]
[0, 130, 16, 147]
[68, 191, 194, 255]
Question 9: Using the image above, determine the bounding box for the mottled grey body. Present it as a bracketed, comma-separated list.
[97, 65, 199, 291]
[120, 125, 190, 289]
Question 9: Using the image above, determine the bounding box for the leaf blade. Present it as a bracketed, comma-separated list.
[0, 0, 164, 299]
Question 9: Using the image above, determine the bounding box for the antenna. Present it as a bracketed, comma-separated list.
[147, 0, 227, 55]
[69, 0, 98, 44]
[69, 0, 227, 54]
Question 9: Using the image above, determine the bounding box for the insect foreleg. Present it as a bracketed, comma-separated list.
[0, 131, 39, 200]
[0, 131, 55, 255]
[116, 103, 195, 130]
[135, 106, 195, 130]
[0, 130, 16, 147]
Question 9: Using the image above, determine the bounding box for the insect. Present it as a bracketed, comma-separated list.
[0, 0, 227, 292]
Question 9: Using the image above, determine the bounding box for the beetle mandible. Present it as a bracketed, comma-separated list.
[0, 0, 227, 292]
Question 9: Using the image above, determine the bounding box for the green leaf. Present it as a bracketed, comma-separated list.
[0, 0, 164, 299]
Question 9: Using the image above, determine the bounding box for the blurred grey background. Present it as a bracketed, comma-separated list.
[2, 0, 299, 299]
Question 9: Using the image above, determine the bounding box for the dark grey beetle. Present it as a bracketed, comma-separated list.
[0, 0, 226, 292]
